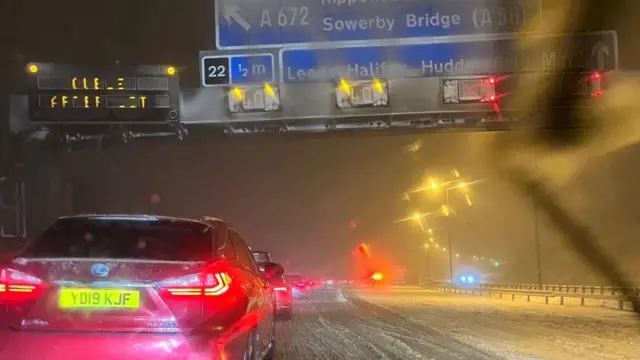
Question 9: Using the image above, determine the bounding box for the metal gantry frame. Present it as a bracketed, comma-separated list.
[0, 177, 27, 238]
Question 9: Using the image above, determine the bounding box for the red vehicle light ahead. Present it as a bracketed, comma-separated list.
[0, 267, 46, 302]
[156, 271, 232, 297]
[371, 272, 384, 281]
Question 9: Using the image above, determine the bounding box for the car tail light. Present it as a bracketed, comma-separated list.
[0, 268, 45, 300]
[588, 72, 602, 97]
[156, 271, 232, 297]
[274, 287, 288, 292]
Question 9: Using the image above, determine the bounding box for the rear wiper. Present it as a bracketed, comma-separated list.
[500, 0, 640, 317]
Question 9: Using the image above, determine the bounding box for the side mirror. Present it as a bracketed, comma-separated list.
[262, 262, 284, 280]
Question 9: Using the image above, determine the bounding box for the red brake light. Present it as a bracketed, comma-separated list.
[0, 268, 45, 300]
[588, 72, 603, 97]
[156, 271, 231, 297]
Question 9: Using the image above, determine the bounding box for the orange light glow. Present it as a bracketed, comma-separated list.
[357, 243, 371, 258]
[371, 272, 384, 281]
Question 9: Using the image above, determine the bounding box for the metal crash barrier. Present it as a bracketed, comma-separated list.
[425, 283, 638, 312]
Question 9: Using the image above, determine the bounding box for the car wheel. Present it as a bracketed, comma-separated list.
[264, 313, 276, 360]
[243, 328, 258, 360]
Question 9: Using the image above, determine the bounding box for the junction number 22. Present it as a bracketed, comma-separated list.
[208, 65, 227, 78]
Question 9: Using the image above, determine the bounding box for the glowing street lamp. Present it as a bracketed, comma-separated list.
[441, 204, 451, 217]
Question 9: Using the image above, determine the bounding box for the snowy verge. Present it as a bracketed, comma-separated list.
[352, 286, 639, 360]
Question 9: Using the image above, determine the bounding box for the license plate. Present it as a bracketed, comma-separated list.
[59, 288, 140, 309]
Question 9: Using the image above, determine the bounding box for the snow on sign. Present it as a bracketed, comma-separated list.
[335, 78, 390, 109]
[215, 0, 541, 49]
[443, 77, 496, 104]
[227, 84, 282, 113]
[279, 31, 618, 83]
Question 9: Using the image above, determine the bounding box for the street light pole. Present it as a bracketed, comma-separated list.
[426, 246, 431, 282]
[446, 189, 454, 284]
[533, 197, 542, 288]
[417, 217, 432, 283]
[530, 160, 542, 288]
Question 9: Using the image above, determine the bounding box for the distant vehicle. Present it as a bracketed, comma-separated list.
[323, 279, 336, 288]
[284, 273, 309, 298]
[252, 250, 293, 319]
[0, 214, 282, 359]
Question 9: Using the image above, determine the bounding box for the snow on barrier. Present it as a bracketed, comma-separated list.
[428, 285, 636, 312]
[472, 283, 640, 297]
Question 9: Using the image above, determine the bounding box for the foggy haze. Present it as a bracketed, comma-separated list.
[39, 131, 640, 285]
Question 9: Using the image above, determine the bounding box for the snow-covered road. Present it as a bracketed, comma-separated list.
[275, 286, 639, 359]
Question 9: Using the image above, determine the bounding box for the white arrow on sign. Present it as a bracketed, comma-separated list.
[591, 41, 610, 71]
[223, 5, 251, 32]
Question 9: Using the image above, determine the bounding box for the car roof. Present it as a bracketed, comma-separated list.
[200, 215, 225, 223]
[57, 214, 214, 227]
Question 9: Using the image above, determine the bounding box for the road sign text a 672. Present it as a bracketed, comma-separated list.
[258, 6, 310, 28]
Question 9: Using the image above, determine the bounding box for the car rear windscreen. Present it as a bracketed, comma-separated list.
[285, 275, 303, 283]
[252, 251, 271, 262]
[21, 217, 214, 261]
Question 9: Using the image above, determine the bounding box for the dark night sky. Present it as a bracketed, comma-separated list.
[4, 0, 640, 283]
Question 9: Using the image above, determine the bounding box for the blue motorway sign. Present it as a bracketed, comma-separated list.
[201, 54, 275, 87]
[279, 32, 618, 83]
[215, 0, 541, 49]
